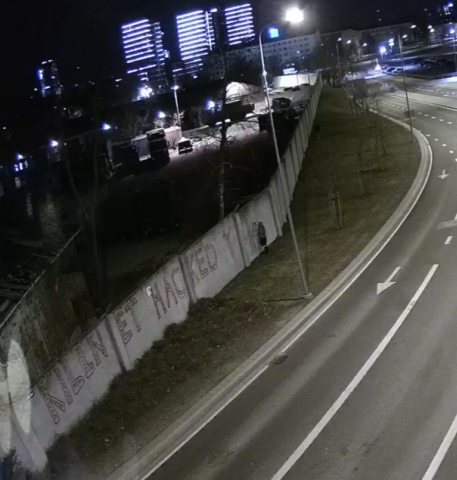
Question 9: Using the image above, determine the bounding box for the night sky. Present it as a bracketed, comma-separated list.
[1, 0, 436, 107]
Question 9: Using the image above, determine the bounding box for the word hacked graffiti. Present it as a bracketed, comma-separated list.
[37, 329, 109, 424]
[114, 264, 187, 346]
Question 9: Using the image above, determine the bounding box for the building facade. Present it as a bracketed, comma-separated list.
[224, 3, 255, 46]
[205, 31, 321, 79]
[121, 19, 168, 93]
[38, 60, 62, 98]
[175, 3, 256, 78]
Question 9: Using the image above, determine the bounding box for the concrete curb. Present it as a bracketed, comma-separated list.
[107, 111, 433, 480]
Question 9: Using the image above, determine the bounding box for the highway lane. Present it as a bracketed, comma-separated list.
[146, 92, 457, 480]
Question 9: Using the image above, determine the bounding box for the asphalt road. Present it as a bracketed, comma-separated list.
[146, 85, 457, 480]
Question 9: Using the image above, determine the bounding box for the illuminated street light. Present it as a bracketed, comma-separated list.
[285, 7, 305, 24]
[363, 43, 368, 47]
[346, 39, 352, 44]
[102, 123, 112, 131]
[207, 100, 216, 109]
[16, 153, 24, 160]
[402, 34, 408, 39]
[451, 29, 456, 34]
[258, 6, 312, 299]
[411, 24, 417, 28]
[157, 111, 166, 119]
[50, 140, 59, 148]
[428, 25, 433, 29]
[171, 85, 181, 128]
[430, 28, 435, 33]
[337, 37, 342, 41]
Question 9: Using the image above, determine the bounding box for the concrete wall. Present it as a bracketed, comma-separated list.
[182, 215, 245, 300]
[109, 258, 190, 368]
[3, 74, 323, 472]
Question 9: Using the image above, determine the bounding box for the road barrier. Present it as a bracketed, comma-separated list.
[0, 75, 323, 472]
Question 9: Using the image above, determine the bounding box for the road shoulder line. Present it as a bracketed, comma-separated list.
[106, 109, 433, 480]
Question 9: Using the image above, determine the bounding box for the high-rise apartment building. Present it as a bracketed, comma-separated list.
[121, 19, 167, 92]
[224, 3, 255, 46]
[38, 60, 62, 98]
[175, 3, 255, 77]
[175, 9, 218, 77]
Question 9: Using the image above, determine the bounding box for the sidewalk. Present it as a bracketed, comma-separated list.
[45, 88, 420, 480]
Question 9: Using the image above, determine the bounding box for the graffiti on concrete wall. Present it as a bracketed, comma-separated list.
[37, 328, 108, 424]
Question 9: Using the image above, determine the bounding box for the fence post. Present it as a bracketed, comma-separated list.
[104, 314, 133, 371]
[233, 213, 251, 267]
[178, 255, 198, 305]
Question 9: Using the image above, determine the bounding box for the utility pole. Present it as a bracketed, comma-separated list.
[398, 34, 414, 137]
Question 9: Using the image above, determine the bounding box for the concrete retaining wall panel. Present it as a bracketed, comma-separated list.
[109, 258, 190, 366]
[31, 321, 122, 449]
[183, 215, 245, 300]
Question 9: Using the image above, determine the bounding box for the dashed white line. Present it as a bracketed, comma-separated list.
[435, 139, 439, 142]
[448, 122, 453, 125]
[450, 150, 454, 154]
[272, 265, 440, 480]
[426, 134, 431, 137]
[440, 119, 444, 122]
[425, 114, 429, 117]
[421, 410, 457, 480]
[432, 116, 436, 119]
[445, 236, 453, 245]
[443, 144, 448, 147]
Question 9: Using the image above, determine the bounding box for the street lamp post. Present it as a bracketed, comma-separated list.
[172, 85, 181, 128]
[451, 28, 457, 74]
[398, 33, 414, 137]
[336, 37, 342, 77]
[259, 7, 312, 299]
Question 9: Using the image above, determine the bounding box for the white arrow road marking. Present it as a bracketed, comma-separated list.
[439, 170, 450, 179]
[271, 265, 439, 480]
[377, 266, 401, 295]
[445, 236, 453, 245]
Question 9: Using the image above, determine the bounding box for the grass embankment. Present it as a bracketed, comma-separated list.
[46, 88, 420, 480]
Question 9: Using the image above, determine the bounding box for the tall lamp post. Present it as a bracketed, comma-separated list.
[172, 85, 181, 128]
[450, 27, 457, 74]
[336, 37, 342, 77]
[259, 6, 312, 299]
[398, 34, 414, 137]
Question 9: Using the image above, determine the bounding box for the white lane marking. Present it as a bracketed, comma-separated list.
[450, 150, 454, 154]
[280, 133, 434, 354]
[448, 122, 453, 125]
[435, 139, 439, 141]
[377, 266, 401, 295]
[418, 112, 422, 114]
[421, 412, 457, 480]
[440, 119, 444, 122]
[445, 236, 453, 245]
[432, 117, 436, 119]
[272, 265, 439, 480]
[140, 364, 269, 479]
[444, 95, 449, 97]
[425, 114, 429, 117]
[443, 144, 447, 147]
[426, 134, 431, 137]
[455, 213, 457, 220]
